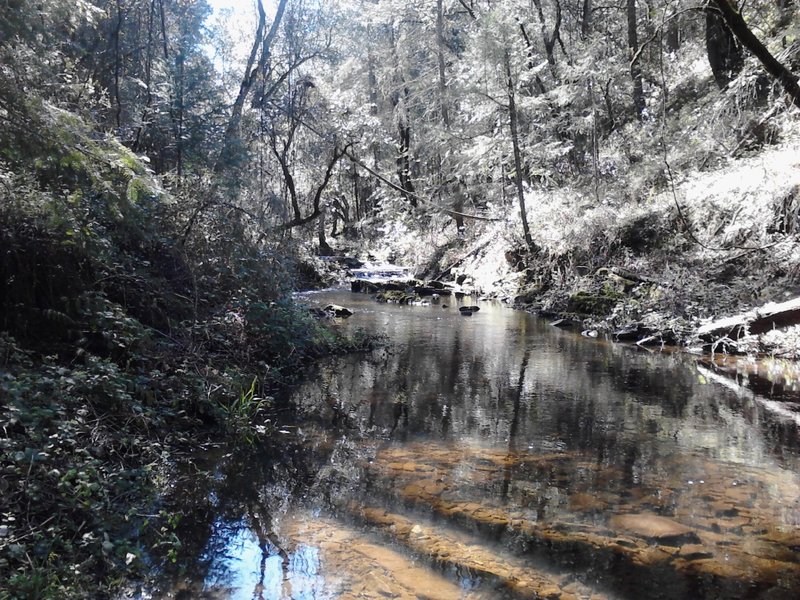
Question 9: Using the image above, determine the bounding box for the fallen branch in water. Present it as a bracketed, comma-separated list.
[697, 295, 800, 340]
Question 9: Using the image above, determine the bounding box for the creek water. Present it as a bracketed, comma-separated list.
[151, 289, 800, 600]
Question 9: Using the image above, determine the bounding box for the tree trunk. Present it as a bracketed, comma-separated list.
[705, 5, 743, 89]
[532, 0, 560, 72]
[697, 295, 800, 340]
[158, 0, 168, 59]
[581, 0, 592, 38]
[666, 15, 681, 51]
[627, 0, 645, 119]
[710, 0, 800, 108]
[132, 0, 156, 152]
[504, 51, 534, 253]
[366, 39, 381, 181]
[436, 0, 450, 128]
[390, 26, 417, 207]
[452, 187, 466, 234]
[276, 145, 348, 231]
[318, 207, 333, 255]
[175, 48, 184, 182]
[437, 0, 465, 232]
[112, 0, 124, 131]
[396, 117, 417, 207]
[776, 0, 794, 30]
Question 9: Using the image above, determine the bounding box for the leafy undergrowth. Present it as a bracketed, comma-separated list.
[0, 101, 376, 599]
[0, 299, 374, 600]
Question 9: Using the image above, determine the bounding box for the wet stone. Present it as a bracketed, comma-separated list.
[742, 539, 800, 563]
[609, 513, 700, 545]
[568, 492, 608, 513]
[678, 544, 714, 560]
[356, 506, 600, 600]
[761, 528, 800, 550]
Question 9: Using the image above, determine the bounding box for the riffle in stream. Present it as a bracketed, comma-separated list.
[140, 290, 800, 599]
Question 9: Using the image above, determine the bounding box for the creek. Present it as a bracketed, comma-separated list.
[147, 289, 800, 599]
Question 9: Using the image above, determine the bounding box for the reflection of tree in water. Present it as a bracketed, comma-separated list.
[502, 345, 531, 502]
[155, 434, 336, 597]
[148, 301, 800, 598]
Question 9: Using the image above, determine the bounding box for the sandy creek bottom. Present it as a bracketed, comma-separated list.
[140, 290, 800, 600]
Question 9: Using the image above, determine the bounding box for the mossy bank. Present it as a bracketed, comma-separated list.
[0, 103, 372, 599]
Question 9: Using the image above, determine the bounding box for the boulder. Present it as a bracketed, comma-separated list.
[308, 307, 329, 319]
[340, 256, 364, 268]
[351, 280, 378, 294]
[415, 286, 451, 297]
[324, 304, 354, 318]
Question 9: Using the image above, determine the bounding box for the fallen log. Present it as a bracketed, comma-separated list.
[697, 296, 800, 340]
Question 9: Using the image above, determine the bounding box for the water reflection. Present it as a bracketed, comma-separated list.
[147, 291, 800, 599]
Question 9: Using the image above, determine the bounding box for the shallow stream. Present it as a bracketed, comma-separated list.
[149, 290, 800, 599]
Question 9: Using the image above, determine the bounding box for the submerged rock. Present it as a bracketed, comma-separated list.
[377, 290, 416, 304]
[610, 513, 700, 545]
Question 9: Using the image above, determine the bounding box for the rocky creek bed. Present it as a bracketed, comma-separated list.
[135, 289, 800, 599]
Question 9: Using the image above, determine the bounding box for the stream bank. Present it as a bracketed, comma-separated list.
[334, 258, 800, 409]
[319, 128, 800, 361]
[326, 251, 800, 358]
